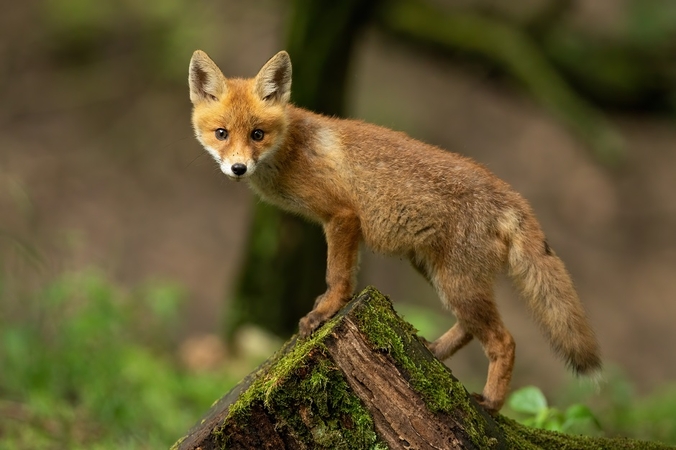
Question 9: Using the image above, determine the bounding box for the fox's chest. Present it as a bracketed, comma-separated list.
[248, 161, 354, 225]
[248, 169, 321, 222]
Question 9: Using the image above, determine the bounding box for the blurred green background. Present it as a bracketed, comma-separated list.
[2, 0, 676, 448]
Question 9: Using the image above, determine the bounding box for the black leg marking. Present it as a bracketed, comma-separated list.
[543, 239, 553, 256]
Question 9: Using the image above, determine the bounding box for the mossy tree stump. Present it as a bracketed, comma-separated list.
[174, 287, 671, 449]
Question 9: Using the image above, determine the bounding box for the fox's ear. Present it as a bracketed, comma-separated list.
[254, 51, 292, 104]
[189, 50, 226, 104]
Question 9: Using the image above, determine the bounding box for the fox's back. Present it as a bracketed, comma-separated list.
[301, 109, 523, 259]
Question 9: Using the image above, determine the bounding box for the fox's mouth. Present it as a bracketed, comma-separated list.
[220, 161, 255, 180]
[222, 171, 244, 181]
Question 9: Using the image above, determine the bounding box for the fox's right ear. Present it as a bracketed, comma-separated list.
[189, 50, 226, 104]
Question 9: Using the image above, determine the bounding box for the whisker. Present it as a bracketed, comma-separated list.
[187, 151, 208, 168]
[158, 135, 194, 152]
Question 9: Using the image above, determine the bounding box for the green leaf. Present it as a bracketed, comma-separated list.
[563, 404, 602, 431]
[564, 404, 595, 420]
[508, 386, 548, 414]
[544, 419, 564, 432]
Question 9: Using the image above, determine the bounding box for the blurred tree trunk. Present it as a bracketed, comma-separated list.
[225, 0, 376, 340]
[377, 0, 625, 165]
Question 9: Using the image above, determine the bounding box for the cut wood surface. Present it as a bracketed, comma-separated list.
[173, 287, 672, 449]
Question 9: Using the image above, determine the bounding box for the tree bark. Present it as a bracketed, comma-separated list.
[176, 287, 670, 450]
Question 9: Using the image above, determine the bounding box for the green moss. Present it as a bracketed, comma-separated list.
[225, 314, 339, 422]
[269, 355, 385, 449]
[169, 435, 185, 450]
[496, 415, 674, 449]
[217, 313, 387, 449]
[353, 286, 497, 448]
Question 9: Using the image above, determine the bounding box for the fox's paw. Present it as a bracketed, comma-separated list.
[419, 337, 433, 350]
[425, 339, 445, 360]
[298, 310, 326, 338]
[471, 393, 501, 415]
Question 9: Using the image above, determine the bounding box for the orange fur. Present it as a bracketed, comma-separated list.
[188, 50, 602, 412]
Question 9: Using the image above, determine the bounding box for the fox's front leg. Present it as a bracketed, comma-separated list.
[299, 213, 360, 337]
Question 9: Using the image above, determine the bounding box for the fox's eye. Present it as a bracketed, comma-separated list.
[215, 128, 228, 141]
[251, 129, 265, 141]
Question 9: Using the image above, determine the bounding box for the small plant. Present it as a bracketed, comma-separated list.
[0, 270, 243, 449]
[508, 386, 602, 435]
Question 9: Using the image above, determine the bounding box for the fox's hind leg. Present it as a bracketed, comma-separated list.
[410, 255, 474, 357]
[428, 322, 473, 360]
[430, 270, 515, 413]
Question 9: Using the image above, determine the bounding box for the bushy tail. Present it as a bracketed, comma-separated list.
[506, 214, 602, 375]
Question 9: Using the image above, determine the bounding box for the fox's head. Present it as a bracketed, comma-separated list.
[188, 50, 292, 180]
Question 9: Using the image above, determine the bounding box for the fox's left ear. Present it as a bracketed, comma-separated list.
[254, 51, 292, 104]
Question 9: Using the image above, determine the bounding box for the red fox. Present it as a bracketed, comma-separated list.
[188, 50, 601, 412]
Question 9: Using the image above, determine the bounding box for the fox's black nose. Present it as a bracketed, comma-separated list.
[231, 163, 247, 176]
